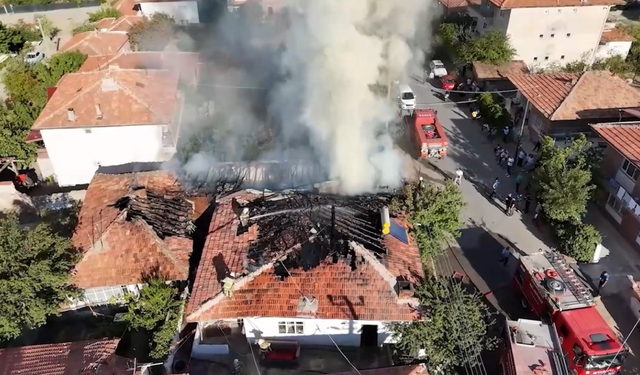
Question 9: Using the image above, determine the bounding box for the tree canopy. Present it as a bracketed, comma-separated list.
[438, 19, 515, 65]
[0, 51, 86, 165]
[128, 13, 175, 51]
[388, 275, 498, 372]
[122, 277, 182, 360]
[556, 222, 601, 262]
[0, 215, 79, 341]
[389, 181, 465, 260]
[534, 135, 596, 224]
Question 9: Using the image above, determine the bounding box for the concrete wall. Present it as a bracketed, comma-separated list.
[504, 5, 610, 67]
[41, 124, 169, 187]
[140, 1, 199, 24]
[243, 317, 397, 347]
[0, 6, 99, 28]
[596, 41, 633, 61]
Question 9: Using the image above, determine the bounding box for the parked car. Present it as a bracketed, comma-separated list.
[24, 51, 44, 64]
[427, 60, 448, 79]
[440, 74, 456, 91]
[397, 83, 416, 110]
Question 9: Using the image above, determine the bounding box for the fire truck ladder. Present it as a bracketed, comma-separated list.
[543, 251, 593, 307]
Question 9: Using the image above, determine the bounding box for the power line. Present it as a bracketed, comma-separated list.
[247, 335, 262, 375]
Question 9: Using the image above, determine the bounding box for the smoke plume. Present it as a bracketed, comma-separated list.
[178, 0, 435, 194]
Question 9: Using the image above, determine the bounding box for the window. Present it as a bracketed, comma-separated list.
[278, 321, 304, 335]
[607, 193, 624, 214]
[544, 9, 549, 13]
[558, 9, 562, 12]
[622, 158, 640, 180]
[483, 22, 487, 29]
[533, 57, 538, 61]
[573, 8, 577, 12]
[567, 33, 571, 37]
[539, 34, 543, 38]
[561, 55, 565, 59]
[550, 33, 555, 37]
[85, 129, 92, 134]
[544, 56, 549, 61]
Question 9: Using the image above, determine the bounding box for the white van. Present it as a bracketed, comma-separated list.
[398, 84, 416, 110]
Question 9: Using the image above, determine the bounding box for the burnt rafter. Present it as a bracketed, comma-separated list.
[111, 188, 195, 239]
[241, 192, 393, 269]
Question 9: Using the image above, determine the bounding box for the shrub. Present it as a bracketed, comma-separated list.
[556, 222, 601, 263]
[88, 7, 121, 22]
[72, 23, 96, 35]
[477, 92, 510, 130]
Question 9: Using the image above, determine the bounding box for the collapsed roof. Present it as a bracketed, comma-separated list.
[186, 188, 424, 322]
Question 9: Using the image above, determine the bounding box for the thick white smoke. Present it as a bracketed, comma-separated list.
[178, 0, 435, 194]
[270, 0, 432, 194]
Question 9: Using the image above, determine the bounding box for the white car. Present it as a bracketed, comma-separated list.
[397, 84, 416, 110]
[24, 51, 44, 65]
[428, 60, 448, 79]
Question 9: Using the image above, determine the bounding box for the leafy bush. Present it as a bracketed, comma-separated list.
[129, 12, 175, 51]
[556, 222, 601, 262]
[477, 92, 510, 130]
[88, 7, 121, 22]
[72, 22, 97, 35]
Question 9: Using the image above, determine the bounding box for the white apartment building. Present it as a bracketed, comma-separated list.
[467, 0, 625, 68]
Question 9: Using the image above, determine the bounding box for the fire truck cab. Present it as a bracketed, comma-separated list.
[499, 319, 570, 375]
[406, 108, 449, 159]
[513, 251, 628, 375]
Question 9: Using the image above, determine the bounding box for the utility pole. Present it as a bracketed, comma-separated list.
[514, 97, 530, 155]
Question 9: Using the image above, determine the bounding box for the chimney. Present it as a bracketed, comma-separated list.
[95, 104, 103, 119]
[67, 108, 76, 122]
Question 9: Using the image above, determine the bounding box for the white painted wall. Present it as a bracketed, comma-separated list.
[497, 5, 610, 67]
[596, 41, 633, 60]
[41, 124, 171, 187]
[140, 1, 199, 24]
[243, 317, 398, 347]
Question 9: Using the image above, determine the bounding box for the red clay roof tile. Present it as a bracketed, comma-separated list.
[509, 71, 640, 121]
[32, 69, 179, 130]
[591, 122, 640, 168]
[59, 31, 130, 56]
[0, 338, 125, 375]
[186, 192, 423, 322]
[490, 0, 622, 8]
[71, 171, 195, 289]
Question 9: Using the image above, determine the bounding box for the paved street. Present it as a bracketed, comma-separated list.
[397, 70, 640, 374]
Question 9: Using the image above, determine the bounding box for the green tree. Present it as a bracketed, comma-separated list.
[88, 7, 121, 22]
[0, 103, 37, 165]
[0, 22, 27, 54]
[593, 55, 633, 75]
[556, 222, 601, 262]
[2, 61, 46, 105]
[389, 181, 465, 260]
[477, 92, 510, 130]
[122, 277, 182, 360]
[534, 135, 595, 223]
[457, 30, 516, 65]
[128, 12, 175, 51]
[387, 276, 498, 373]
[0, 215, 79, 341]
[35, 51, 87, 88]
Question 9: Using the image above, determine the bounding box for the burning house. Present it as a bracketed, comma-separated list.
[185, 188, 424, 358]
[68, 170, 212, 309]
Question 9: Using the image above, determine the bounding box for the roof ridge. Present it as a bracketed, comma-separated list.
[34, 74, 103, 127]
[550, 72, 585, 121]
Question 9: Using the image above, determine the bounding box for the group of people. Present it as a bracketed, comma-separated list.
[494, 145, 536, 177]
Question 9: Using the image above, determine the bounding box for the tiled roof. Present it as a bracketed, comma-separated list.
[32, 69, 179, 130]
[186, 192, 423, 322]
[473, 60, 528, 80]
[71, 171, 197, 289]
[332, 365, 428, 375]
[78, 52, 200, 84]
[489, 0, 622, 9]
[591, 122, 640, 168]
[0, 338, 125, 375]
[95, 15, 143, 32]
[508, 71, 640, 121]
[601, 27, 635, 43]
[59, 31, 130, 56]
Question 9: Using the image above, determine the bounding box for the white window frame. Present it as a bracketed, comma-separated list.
[83, 285, 129, 305]
[277, 321, 304, 335]
[621, 158, 640, 180]
[607, 193, 624, 214]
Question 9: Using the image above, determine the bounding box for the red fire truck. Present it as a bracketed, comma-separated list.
[499, 318, 571, 375]
[405, 109, 449, 159]
[513, 250, 628, 375]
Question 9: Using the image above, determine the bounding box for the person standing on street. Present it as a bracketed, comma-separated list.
[455, 168, 464, 185]
[598, 271, 610, 291]
[506, 156, 515, 176]
[533, 141, 541, 152]
[500, 247, 511, 266]
[515, 173, 524, 193]
[503, 126, 510, 143]
[490, 178, 500, 199]
[524, 193, 532, 213]
[517, 149, 526, 168]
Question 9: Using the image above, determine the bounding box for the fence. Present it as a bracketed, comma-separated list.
[0, 1, 100, 15]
